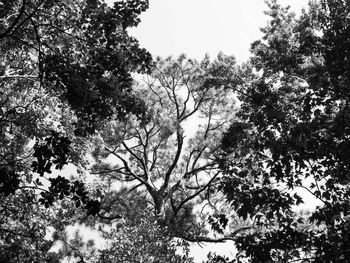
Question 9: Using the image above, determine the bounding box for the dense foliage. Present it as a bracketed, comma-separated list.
[96, 216, 194, 263]
[219, 0, 350, 262]
[0, 0, 152, 261]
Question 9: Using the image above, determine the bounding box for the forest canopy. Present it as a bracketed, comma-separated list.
[1, 0, 350, 262]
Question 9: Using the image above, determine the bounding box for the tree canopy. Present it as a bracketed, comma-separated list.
[2, 0, 350, 262]
[219, 0, 350, 261]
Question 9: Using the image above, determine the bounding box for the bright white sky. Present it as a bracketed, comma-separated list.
[128, 0, 309, 62]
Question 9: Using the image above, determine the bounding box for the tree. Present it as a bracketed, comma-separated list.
[0, 0, 152, 260]
[91, 54, 238, 240]
[219, 0, 350, 262]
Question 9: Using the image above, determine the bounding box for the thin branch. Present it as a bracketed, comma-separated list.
[121, 141, 147, 174]
[149, 85, 164, 108]
[190, 147, 207, 172]
[174, 171, 220, 215]
[97, 213, 122, 220]
[185, 162, 217, 178]
[181, 226, 251, 243]
[170, 75, 181, 118]
[0, 75, 38, 79]
[128, 183, 143, 192]
[9, 35, 41, 53]
[295, 185, 325, 204]
[180, 93, 209, 122]
[18, 185, 50, 193]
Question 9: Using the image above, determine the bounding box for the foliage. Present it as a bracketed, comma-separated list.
[1, 0, 152, 134]
[0, 191, 61, 263]
[219, 0, 350, 262]
[0, 72, 63, 261]
[51, 227, 98, 263]
[95, 216, 194, 263]
[0, 0, 151, 261]
[204, 252, 235, 263]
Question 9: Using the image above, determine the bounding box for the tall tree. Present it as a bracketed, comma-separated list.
[219, 0, 350, 262]
[91, 54, 238, 240]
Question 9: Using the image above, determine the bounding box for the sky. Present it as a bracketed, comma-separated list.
[128, 0, 309, 62]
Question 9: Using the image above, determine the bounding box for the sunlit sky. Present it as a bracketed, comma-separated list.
[128, 0, 309, 62]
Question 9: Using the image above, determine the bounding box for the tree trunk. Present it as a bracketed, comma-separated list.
[154, 194, 165, 219]
[149, 188, 166, 221]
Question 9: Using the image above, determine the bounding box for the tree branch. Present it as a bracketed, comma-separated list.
[121, 141, 147, 176]
[181, 226, 251, 243]
[161, 129, 184, 190]
[0, 75, 38, 79]
[174, 171, 220, 216]
[105, 147, 152, 188]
